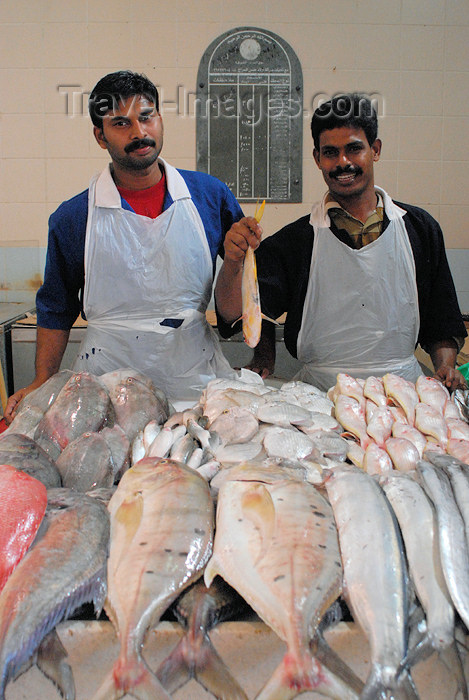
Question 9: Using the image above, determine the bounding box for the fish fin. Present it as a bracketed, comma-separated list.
[361, 665, 419, 700]
[438, 642, 468, 700]
[156, 637, 192, 693]
[312, 632, 364, 696]
[204, 555, 221, 588]
[195, 636, 249, 700]
[231, 316, 243, 328]
[260, 313, 279, 326]
[35, 630, 76, 700]
[157, 633, 249, 700]
[241, 484, 275, 565]
[255, 651, 360, 700]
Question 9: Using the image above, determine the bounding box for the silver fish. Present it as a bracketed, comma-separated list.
[325, 464, 416, 699]
[157, 577, 249, 699]
[34, 372, 112, 460]
[0, 432, 61, 488]
[55, 431, 115, 491]
[108, 376, 168, 443]
[0, 488, 109, 699]
[417, 460, 469, 631]
[6, 369, 74, 437]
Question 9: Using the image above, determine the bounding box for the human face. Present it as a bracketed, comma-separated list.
[313, 127, 381, 204]
[94, 95, 163, 174]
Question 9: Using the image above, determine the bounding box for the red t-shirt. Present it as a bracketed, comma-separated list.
[117, 172, 166, 219]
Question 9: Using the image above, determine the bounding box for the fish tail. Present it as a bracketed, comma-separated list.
[361, 665, 419, 700]
[254, 651, 359, 700]
[439, 642, 468, 700]
[92, 654, 172, 700]
[157, 632, 248, 699]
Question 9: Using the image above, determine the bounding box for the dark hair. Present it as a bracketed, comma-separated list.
[311, 93, 378, 150]
[88, 70, 159, 129]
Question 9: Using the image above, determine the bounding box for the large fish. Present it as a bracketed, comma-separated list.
[56, 431, 117, 491]
[157, 577, 249, 699]
[0, 488, 109, 699]
[205, 478, 359, 700]
[107, 376, 169, 443]
[34, 372, 112, 460]
[380, 472, 455, 654]
[0, 432, 61, 488]
[93, 457, 214, 700]
[5, 369, 74, 437]
[324, 464, 417, 700]
[417, 460, 469, 631]
[0, 464, 47, 592]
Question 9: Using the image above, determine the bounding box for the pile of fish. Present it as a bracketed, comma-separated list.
[1, 367, 469, 699]
[328, 373, 469, 473]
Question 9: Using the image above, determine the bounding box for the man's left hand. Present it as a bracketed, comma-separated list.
[433, 365, 467, 392]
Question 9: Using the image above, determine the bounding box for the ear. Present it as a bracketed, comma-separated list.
[313, 147, 321, 168]
[371, 138, 382, 162]
[93, 126, 108, 150]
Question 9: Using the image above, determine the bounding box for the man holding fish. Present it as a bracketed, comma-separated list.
[5, 70, 263, 422]
[215, 93, 467, 392]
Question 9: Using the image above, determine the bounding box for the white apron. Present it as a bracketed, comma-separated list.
[295, 187, 423, 391]
[73, 159, 235, 400]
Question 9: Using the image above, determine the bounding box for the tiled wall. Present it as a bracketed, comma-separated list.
[0, 0, 468, 310]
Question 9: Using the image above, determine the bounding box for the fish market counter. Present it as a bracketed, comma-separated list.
[6, 620, 467, 699]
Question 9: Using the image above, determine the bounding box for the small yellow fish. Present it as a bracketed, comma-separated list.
[240, 200, 276, 348]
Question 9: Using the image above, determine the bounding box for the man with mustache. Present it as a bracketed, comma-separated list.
[215, 93, 467, 391]
[5, 70, 250, 421]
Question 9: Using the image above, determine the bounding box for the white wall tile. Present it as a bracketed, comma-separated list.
[400, 26, 444, 71]
[0, 0, 468, 274]
[401, 0, 445, 25]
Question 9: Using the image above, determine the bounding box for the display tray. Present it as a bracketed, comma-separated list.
[5, 620, 467, 699]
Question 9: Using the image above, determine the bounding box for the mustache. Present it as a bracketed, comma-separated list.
[125, 138, 156, 154]
[330, 165, 363, 178]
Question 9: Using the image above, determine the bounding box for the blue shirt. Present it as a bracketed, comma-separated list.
[36, 168, 244, 330]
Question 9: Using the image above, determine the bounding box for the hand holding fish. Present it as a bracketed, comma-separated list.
[222, 216, 263, 265]
[215, 215, 263, 327]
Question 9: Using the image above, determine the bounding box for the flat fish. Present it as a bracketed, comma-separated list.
[325, 464, 416, 700]
[239, 199, 277, 349]
[34, 372, 112, 460]
[0, 464, 47, 592]
[157, 577, 249, 699]
[5, 369, 74, 437]
[210, 406, 259, 444]
[108, 376, 169, 443]
[0, 432, 61, 488]
[0, 488, 109, 699]
[55, 431, 116, 491]
[205, 478, 358, 700]
[93, 457, 213, 700]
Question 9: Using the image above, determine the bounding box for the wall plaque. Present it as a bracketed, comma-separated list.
[196, 27, 303, 203]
